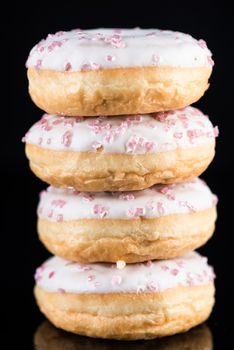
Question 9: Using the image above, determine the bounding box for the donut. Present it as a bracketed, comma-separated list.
[26, 28, 213, 116]
[37, 178, 217, 263]
[23, 107, 218, 192]
[34, 320, 212, 350]
[34, 252, 215, 340]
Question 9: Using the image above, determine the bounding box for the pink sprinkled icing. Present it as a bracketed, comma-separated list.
[35, 252, 215, 294]
[26, 28, 213, 71]
[24, 107, 217, 154]
[37, 178, 217, 221]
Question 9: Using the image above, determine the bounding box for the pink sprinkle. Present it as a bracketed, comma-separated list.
[213, 126, 219, 137]
[157, 202, 165, 215]
[198, 39, 207, 49]
[104, 34, 127, 48]
[52, 119, 64, 125]
[178, 114, 189, 128]
[56, 31, 65, 37]
[81, 62, 101, 71]
[207, 56, 214, 67]
[145, 260, 153, 268]
[35, 272, 42, 282]
[79, 265, 92, 272]
[88, 275, 96, 281]
[93, 32, 104, 40]
[127, 115, 142, 123]
[160, 186, 175, 200]
[118, 193, 135, 201]
[173, 132, 183, 139]
[104, 132, 114, 143]
[48, 209, 53, 218]
[135, 208, 145, 216]
[171, 268, 179, 276]
[111, 275, 122, 286]
[126, 136, 155, 152]
[126, 207, 145, 217]
[62, 130, 73, 147]
[35, 59, 42, 69]
[82, 193, 94, 202]
[212, 195, 218, 206]
[49, 271, 55, 279]
[88, 120, 103, 134]
[179, 201, 196, 213]
[106, 54, 116, 62]
[64, 119, 75, 127]
[51, 199, 66, 208]
[126, 209, 135, 217]
[48, 40, 63, 52]
[47, 138, 52, 145]
[57, 214, 63, 222]
[187, 129, 204, 141]
[81, 63, 92, 71]
[154, 112, 169, 122]
[161, 265, 169, 271]
[126, 136, 138, 152]
[92, 204, 108, 217]
[41, 121, 53, 131]
[146, 200, 155, 210]
[65, 62, 72, 71]
[58, 288, 66, 293]
[147, 281, 158, 291]
[144, 141, 155, 150]
[38, 137, 43, 146]
[75, 117, 84, 123]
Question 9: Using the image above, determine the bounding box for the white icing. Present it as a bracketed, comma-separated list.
[37, 178, 217, 221]
[24, 107, 217, 154]
[35, 252, 215, 294]
[26, 28, 213, 71]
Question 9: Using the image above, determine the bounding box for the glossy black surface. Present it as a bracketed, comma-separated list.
[2, 1, 233, 348]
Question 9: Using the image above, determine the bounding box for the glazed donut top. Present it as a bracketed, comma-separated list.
[38, 178, 217, 221]
[26, 28, 213, 71]
[24, 107, 218, 154]
[35, 252, 215, 294]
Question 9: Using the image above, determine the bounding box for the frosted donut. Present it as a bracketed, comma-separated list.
[37, 178, 217, 263]
[26, 28, 213, 116]
[24, 107, 217, 192]
[34, 252, 215, 340]
[34, 321, 213, 350]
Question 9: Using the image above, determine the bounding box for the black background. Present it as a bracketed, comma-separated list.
[3, 1, 233, 348]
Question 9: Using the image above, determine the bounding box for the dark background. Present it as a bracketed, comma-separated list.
[3, 1, 233, 348]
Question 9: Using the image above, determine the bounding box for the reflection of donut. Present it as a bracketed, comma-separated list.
[24, 107, 217, 192]
[37, 178, 217, 263]
[34, 320, 212, 350]
[26, 29, 213, 116]
[34, 252, 215, 340]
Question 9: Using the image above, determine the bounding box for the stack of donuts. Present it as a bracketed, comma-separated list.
[23, 28, 218, 340]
